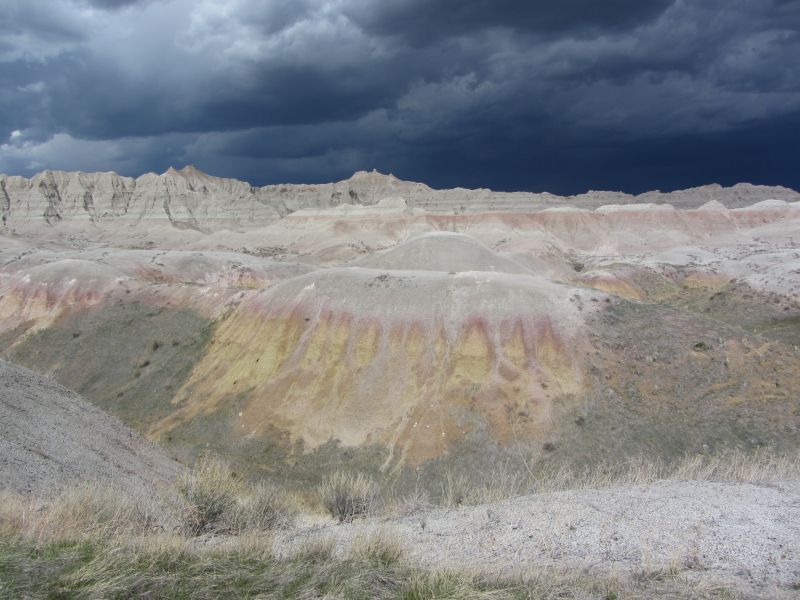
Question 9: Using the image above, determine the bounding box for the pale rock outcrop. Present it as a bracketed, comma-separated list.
[2, 167, 798, 230]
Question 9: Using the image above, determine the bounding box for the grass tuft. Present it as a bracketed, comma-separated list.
[177, 455, 240, 535]
[0, 490, 28, 538]
[24, 485, 157, 542]
[317, 471, 379, 522]
[228, 481, 297, 532]
[350, 530, 404, 569]
[439, 461, 524, 507]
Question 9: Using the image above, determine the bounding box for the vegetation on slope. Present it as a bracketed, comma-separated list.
[3, 450, 798, 599]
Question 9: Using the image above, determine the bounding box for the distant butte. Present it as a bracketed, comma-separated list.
[1, 167, 798, 232]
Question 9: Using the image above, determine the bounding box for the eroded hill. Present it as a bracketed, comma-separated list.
[0, 359, 182, 498]
[1, 168, 799, 487]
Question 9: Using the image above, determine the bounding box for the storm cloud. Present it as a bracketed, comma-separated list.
[1, 0, 798, 193]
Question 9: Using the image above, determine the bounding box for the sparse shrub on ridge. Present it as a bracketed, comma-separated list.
[439, 470, 469, 507]
[177, 455, 239, 535]
[438, 462, 524, 508]
[317, 471, 379, 522]
[228, 481, 297, 532]
[177, 455, 302, 535]
[384, 485, 432, 516]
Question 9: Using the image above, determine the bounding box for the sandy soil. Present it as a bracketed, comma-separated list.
[0, 359, 183, 498]
[276, 480, 800, 599]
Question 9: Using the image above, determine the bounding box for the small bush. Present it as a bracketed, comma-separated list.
[228, 481, 296, 532]
[438, 463, 523, 507]
[386, 487, 432, 517]
[439, 471, 469, 507]
[178, 456, 239, 535]
[317, 471, 379, 522]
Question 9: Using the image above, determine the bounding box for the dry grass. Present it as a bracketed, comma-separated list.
[228, 481, 298, 533]
[1, 456, 302, 543]
[349, 529, 405, 568]
[669, 449, 800, 482]
[0, 490, 28, 538]
[177, 455, 299, 535]
[0, 450, 791, 598]
[379, 448, 800, 514]
[1, 485, 159, 543]
[522, 448, 800, 496]
[168, 449, 800, 532]
[177, 454, 240, 534]
[0, 530, 740, 600]
[317, 471, 379, 522]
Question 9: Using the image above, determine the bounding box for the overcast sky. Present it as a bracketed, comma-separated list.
[1, 0, 799, 193]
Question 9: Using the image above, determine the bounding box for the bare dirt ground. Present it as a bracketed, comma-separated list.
[276, 480, 800, 599]
[0, 359, 182, 498]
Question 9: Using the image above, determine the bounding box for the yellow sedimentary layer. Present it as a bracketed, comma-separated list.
[152, 310, 585, 465]
[681, 271, 732, 289]
[576, 273, 645, 300]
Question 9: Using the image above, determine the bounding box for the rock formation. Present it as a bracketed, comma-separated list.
[2, 167, 798, 232]
[1, 167, 799, 480]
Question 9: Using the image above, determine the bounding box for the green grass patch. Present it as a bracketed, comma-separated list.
[7, 299, 213, 430]
[0, 535, 741, 600]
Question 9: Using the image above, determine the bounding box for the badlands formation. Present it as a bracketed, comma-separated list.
[1, 167, 800, 485]
[0, 359, 181, 498]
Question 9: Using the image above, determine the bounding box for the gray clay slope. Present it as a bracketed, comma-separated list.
[0, 359, 182, 498]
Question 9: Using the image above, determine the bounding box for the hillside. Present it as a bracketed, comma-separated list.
[0, 169, 799, 490]
[0, 359, 182, 498]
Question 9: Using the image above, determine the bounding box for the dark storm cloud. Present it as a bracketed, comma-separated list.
[0, 2, 85, 46]
[84, 0, 150, 8]
[41, 47, 423, 140]
[1, 0, 799, 193]
[346, 0, 675, 43]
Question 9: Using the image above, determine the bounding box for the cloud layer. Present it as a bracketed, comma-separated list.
[1, 0, 799, 193]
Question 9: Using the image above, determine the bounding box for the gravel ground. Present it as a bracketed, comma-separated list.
[0, 359, 183, 499]
[277, 480, 800, 599]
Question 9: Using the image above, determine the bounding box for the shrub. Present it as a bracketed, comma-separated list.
[177, 455, 239, 535]
[439, 471, 469, 507]
[386, 486, 432, 517]
[438, 465, 523, 507]
[317, 471, 379, 522]
[229, 481, 296, 532]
